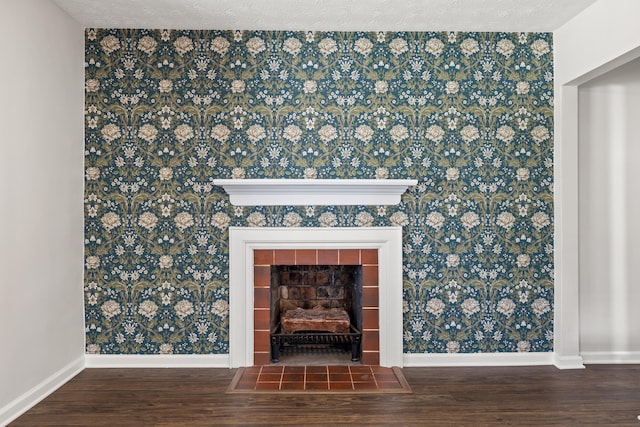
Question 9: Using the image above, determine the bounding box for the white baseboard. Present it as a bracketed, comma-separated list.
[0, 356, 85, 427]
[581, 351, 640, 364]
[553, 354, 585, 369]
[84, 354, 231, 368]
[403, 352, 555, 367]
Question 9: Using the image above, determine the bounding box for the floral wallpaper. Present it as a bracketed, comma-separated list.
[84, 29, 554, 355]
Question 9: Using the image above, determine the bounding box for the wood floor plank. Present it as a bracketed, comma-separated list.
[10, 365, 640, 426]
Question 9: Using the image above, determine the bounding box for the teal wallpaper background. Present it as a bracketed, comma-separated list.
[84, 29, 554, 354]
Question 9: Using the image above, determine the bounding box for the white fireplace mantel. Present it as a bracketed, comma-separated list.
[213, 179, 417, 206]
[228, 226, 404, 368]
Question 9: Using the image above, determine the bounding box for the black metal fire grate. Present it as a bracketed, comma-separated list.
[270, 325, 362, 363]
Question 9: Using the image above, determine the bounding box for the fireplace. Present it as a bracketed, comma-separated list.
[256, 251, 373, 364]
[228, 227, 404, 368]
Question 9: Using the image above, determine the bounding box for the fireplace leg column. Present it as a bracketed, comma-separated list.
[270, 335, 280, 363]
[351, 337, 361, 362]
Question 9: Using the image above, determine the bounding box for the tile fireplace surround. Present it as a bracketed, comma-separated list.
[254, 247, 378, 365]
[228, 227, 404, 368]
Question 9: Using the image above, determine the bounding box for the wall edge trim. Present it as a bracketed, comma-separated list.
[0, 356, 85, 426]
[581, 351, 640, 365]
[403, 352, 555, 367]
[84, 354, 231, 368]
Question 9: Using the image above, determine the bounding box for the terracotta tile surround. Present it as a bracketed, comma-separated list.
[253, 249, 379, 366]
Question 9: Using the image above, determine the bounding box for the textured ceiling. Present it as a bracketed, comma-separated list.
[53, 0, 598, 32]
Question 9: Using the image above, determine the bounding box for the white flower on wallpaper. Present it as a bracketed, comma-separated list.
[531, 125, 550, 143]
[159, 255, 173, 269]
[355, 125, 374, 143]
[461, 298, 480, 317]
[84, 29, 554, 355]
[318, 125, 338, 143]
[426, 298, 445, 317]
[447, 341, 460, 353]
[211, 124, 231, 143]
[426, 212, 446, 230]
[85, 167, 100, 180]
[159, 167, 172, 181]
[138, 124, 158, 142]
[247, 212, 266, 227]
[283, 212, 303, 227]
[517, 341, 531, 352]
[496, 298, 516, 317]
[283, 124, 303, 142]
[531, 39, 550, 57]
[425, 38, 444, 56]
[137, 36, 157, 54]
[283, 37, 302, 55]
[532, 298, 551, 317]
[446, 254, 460, 268]
[101, 300, 121, 320]
[174, 36, 194, 55]
[354, 38, 373, 55]
[318, 38, 337, 55]
[174, 212, 194, 231]
[210, 36, 230, 55]
[318, 212, 338, 227]
[516, 81, 530, 95]
[246, 37, 266, 55]
[85, 79, 99, 92]
[304, 167, 317, 179]
[211, 299, 229, 318]
[426, 125, 445, 142]
[531, 212, 551, 230]
[85, 255, 99, 270]
[174, 300, 195, 320]
[355, 212, 374, 227]
[496, 212, 516, 230]
[246, 124, 266, 143]
[517, 254, 531, 268]
[390, 211, 409, 226]
[496, 125, 515, 143]
[211, 212, 231, 230]
[496, 39, 515, 57]
[446, 167, 460, 181]
[159, 343, 173, 354]
[375, 80, 388, 94]
[303, 80, 317, 94]
[101, 124, 121, 142]
[460, 125, 480, 143]
[460, 38, 479, 56]
[174, 124, 194, 143]
[516, 168, 530, 181]
[375, 167, 389, 179]
[231, 80, 245, 93]
[389, 124, 409, 143]
[461, 212, 480, 230]
[389, 38, 408, 56]
[101, 213, 121, 231]
[445, 81, 459, 94]
[231, 167, 245, 179]
[100, 35, 120, 54]
[138, 300, 159, 320]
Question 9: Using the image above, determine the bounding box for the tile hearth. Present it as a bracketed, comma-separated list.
[227, 365, 411, 393]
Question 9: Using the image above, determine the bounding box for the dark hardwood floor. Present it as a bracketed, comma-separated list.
[11, 365, 640, 426]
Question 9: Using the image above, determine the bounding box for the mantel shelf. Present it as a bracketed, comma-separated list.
[213, 179, 418, 206]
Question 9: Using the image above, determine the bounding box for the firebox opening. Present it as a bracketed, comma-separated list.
[270, 265, 363, 364]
